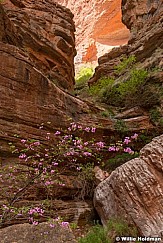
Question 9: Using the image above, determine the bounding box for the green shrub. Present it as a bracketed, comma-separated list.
[117, 68, 148, 96]
[114, 55, 136, 75]
[75, 67, 94, 89]
[89, 77, 114, 96]
[96, 68, 151, 108]
[105, 152, 139, 171]
[78, 218, 138, 243]
[101, 109, 114, 118]
[78, 224, 109, 243]
[149, 108, 161, 123]
[114, 119, 128, 133]
[123, 82, 161, 108]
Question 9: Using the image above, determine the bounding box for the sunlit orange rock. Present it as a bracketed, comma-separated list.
[56, 0, 130, 62]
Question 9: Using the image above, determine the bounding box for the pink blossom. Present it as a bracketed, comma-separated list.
[84, 127, 90, 132]
[55, 131, 61, 135]
[71, 124, 77, 129]
[91, 127, 96, 133]
[45, 181, 51, 186]
[59, 183, 65, 186]
[96, 141, 104, 148]
[76, 140, 81, 145]
[61, 221, 69, 228]
[21, 139, 26, 143]
[123, 137, 131, 145]
[19, 153, 27, 159]
[84, 142, 88, 146]
[83, 152, 92, 157]
[77, 145, 83, 150]
[33, 141, 40, 146]
[76, 167, 82, 171]
[124, 147, 134, 154]
[32, 221, 38, 225]
[63, 135, 69, 139]
[131, 133, 138, 139]
[108, 146, 116, 151]
[50, 223, 55, 228]
[52, 162, 58, 166]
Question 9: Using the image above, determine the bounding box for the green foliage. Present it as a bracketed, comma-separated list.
[89, 77, 114, 96]
[70, 222, 78, 230]
[114, 119, 128, 133]
[75, 67, 94, 89]
[114, 55, 136, 75]
[100, 108, 115, 118]
[78, 218, 138, 243]
[89, 67, 149, 108]
[100, 68, 151, 108]
[78, 224, 109, 243]
[117, 69, 148, 96]
[149, 107, 163, 127]
[105, 152, 139, 171]
[149, 108, 161, 123]
[159, 117, 163, 127]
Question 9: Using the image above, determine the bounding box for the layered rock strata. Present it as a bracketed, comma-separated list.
[89, 0, 163, 85]
[0, 0, 158, 228]
[56, 0, 130, 62]
[94, 135, 163, 237]
[0, 0, 76, 90]
[0, 42, 98, 226]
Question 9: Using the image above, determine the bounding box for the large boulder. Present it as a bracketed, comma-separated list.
[0, 222, 77, 243]
[94, 135, 163, 237]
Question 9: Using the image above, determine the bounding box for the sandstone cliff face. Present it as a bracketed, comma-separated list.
[89, 0, 163, 84]
[0, 40, 153, 226]
[94, 135, 163, 237]
[0, 0, 76, 90]
[56, 0, 130, 62]
[0, 42, 98, 226]
[0, 42, 93, 160]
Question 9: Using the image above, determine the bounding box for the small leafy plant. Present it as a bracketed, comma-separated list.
[114, 55, 136, 75]
[78, 218, 138, 243]
[75, 66, 94, 89]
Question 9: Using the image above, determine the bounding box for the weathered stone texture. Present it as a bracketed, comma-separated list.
[0, 222, 77, 243]
[0, 42, 92, 158]
[0, 0, 76, 90]
[94, 135, 163, 237]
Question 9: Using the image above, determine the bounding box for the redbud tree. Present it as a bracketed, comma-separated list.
[0, 123, 138, 228]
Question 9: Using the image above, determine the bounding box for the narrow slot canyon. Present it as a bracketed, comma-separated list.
[56, 0, 130, 63]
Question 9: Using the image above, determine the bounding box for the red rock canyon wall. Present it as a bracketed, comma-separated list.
[0, 0, 76, 90]
[56, 0, 130, 62]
